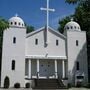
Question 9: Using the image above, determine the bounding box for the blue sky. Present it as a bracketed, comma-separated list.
[0, 0, 76, 29]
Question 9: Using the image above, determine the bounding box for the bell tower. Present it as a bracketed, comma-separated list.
[1, 15, 26, 87]
[65, 19, 88, 85]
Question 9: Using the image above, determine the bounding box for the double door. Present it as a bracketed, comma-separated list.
[40, 60, 54, 77]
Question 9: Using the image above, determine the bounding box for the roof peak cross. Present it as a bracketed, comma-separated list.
[71, 18, 74, 21]
[15, 13, 18, 17]
[40, 0, 55, 31]
[40, 0, 55, 45]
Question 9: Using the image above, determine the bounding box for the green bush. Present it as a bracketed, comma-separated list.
[14, 83, 20, 88]
[25, 83, 30, 88]
[68, 83, 72, 88]
[85, 83, 90, 88]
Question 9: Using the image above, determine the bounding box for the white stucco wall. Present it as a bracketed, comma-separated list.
[26, 29, 66, 58]
[1, 25, 88, 87]
[67, 31, 88, 85]
[1, 27, 26, 87]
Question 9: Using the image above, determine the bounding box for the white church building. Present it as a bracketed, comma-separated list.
[0, 14, 88, 88]
[0, 1, 88, 88]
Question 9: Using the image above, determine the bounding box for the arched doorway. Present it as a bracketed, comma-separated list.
[4, 76, 10, 88]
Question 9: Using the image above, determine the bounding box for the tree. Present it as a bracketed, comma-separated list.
[58, 0, 90, 34]
[58, 15, 74, 33]
[0, 17, 9, 50]
[66, 0, 90, 33]
[65, 0, 90, 5]
[0, 17, 9, 52]
[65, 0, 79, 4]
[26, 25, 34, 33]
[0, 17, 9, 49]
[0, 17, 9, 72]
[74, 5, 90, 32]
[0, 17, 9, 31]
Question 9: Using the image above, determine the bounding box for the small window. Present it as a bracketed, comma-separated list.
[35, 39, 38, 45]
[18, 22, 21, 25]
[76, 61, 79, 70]
[71, 26, 73, 29]
[13, 37, 16, 44]
[12, 60, 15, 70]
[11, 22, 13, 25]
[56, 40, 59, 46]
[14, 22, 17, 25]
[74, 26, 76, 29]
[76, 40, 79, 46]
[67, 27, 69, 29]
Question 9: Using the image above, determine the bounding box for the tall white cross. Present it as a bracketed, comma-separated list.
[40, 0, 55, 44]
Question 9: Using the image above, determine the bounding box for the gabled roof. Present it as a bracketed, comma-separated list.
[26, 27, 45, 38]
[26, 26, 66, 39]
[49, 27, 66, 39]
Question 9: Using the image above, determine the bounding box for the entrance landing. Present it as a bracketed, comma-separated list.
[33, 79, 67, 89]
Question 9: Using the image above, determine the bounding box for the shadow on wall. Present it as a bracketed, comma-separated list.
[43, 28, 47, 47]
[70, 42, 87, 85]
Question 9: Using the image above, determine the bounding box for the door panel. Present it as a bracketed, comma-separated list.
[40, 60, 54, 77]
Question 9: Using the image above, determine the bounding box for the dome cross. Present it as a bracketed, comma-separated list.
[15, 13, 18, 17]
[71, 18, 74, 21]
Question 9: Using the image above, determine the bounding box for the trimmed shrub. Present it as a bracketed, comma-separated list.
[85, 83, 90, 88]
[4, 76, 10, 88]
[14, 83, 20, 88]
[25, 83, 30, 88]
[68, 83, 72, 88]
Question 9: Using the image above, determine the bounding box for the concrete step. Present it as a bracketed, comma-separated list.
[33, 79, 66, 89]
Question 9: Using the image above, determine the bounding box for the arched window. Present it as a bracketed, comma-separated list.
[13, 37, 16, 44]
[71, 26, 73, 29]
[74, 26, 76, 29]
[76, 40, 79, 46]
[76, 61, 79, 70]
[11, 22, 13, 25]
[56, 40, 59, 46]
[67, 27, 69, 29]
[18, 22, 21, 25]
[4, 76, 10, 88]
[35, 39, 38, 45]
[14, 22, 17, 25]
[12, 60, 15, 70]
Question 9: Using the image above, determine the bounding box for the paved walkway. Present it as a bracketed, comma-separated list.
[0, 88, 90, 90]
[69, 88, 90, 90]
